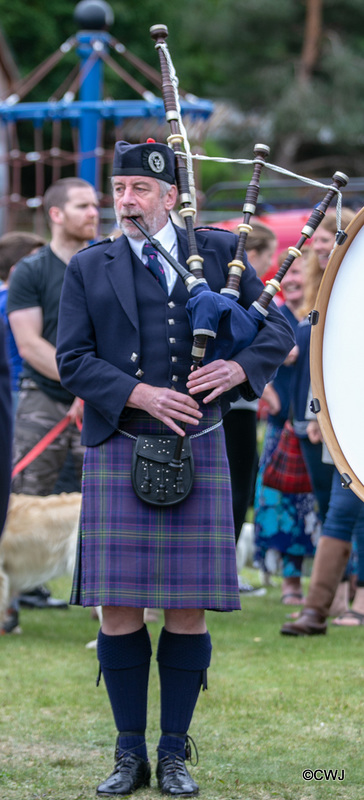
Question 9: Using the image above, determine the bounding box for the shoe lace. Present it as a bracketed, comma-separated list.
[185, 734, 199, 766]
[114, 732, 146, 769]
[159, 734, 199, 767]
[114, 751, 140, 775]
[161, 755, 189, 777]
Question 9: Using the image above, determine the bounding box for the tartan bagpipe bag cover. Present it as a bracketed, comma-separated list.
[262, 420, 312, 494]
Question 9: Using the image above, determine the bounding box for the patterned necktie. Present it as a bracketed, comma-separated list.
[142, 241, 168, 294]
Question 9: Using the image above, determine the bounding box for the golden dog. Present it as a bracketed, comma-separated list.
[0, 492, 81, 630]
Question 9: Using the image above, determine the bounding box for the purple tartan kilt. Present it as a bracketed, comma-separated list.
[71, 407, 240, 611]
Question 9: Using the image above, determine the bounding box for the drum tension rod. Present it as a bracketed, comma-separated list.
[310, 398, 321, 414]
[335, 230, 348, 246]
[308, 309, 319, 326]
[341, 473, 352, 489]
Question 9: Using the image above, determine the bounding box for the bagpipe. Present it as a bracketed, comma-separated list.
[130, 23, 349, 504]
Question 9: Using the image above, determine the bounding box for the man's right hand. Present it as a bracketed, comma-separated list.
[261, 383, 281, 416]
[126, 384, 203, 436]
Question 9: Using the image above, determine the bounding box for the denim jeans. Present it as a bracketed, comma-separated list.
[299, 438, 334, 522]
[323, 469, 364, 585]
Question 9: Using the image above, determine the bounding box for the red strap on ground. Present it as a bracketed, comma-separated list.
[12, 413, 82, 478]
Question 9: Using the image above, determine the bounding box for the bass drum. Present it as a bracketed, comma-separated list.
[310, 206, 364, 501]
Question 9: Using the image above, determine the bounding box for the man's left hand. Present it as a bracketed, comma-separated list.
[186, 359, 246, 404]
[67, 397, 84, 424]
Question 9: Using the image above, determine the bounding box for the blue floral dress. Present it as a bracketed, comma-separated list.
[254, 306, 321, 577]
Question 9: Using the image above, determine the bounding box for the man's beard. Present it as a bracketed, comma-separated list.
[115, 206, 164, 239]
[115, 209, 143, 238]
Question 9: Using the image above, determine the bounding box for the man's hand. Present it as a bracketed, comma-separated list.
[67, 397, 84, 425]
[261, 383, 281, 416]
[186, 359, 246, 404]
[283, 344, 299, 367]
[126, 384, 203, 436]
[307, 420, 323, 444]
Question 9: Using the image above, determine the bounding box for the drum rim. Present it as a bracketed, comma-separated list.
[310, 206, 364, 502]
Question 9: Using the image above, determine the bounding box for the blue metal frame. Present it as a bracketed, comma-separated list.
[0, 98, 212, 121]
[0, 30, 213, 191]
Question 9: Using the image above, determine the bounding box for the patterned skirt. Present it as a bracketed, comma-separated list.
[71, 406, 240, 611]
[254, 421, 321, 567]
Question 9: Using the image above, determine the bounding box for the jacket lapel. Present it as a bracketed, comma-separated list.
[104, 236, 139, 330]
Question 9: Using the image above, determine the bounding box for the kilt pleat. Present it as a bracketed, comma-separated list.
[71, 408, 241, 611]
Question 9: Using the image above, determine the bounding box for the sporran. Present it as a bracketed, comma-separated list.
[131, 433, 194, 506]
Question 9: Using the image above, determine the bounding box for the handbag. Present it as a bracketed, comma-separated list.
[262, 420, 312, 494]
[131, 433, 194, 507]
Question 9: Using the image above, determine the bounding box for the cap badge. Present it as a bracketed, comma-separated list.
[148, 151, 165, 174]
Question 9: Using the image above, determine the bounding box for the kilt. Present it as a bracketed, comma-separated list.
[71, 406, 241, 611]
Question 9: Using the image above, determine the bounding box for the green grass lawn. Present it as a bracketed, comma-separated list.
[1, 570, 363, 800]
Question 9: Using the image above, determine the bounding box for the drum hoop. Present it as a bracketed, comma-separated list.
[310, 206, 364, 501]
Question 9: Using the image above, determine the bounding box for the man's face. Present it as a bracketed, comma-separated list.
[113, 175, 177, 239]
[60, 187, 99, 242]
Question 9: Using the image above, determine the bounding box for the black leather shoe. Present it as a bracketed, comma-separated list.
[97, 751, 151, 796]
[156, 756, 199, 796]
[19, 586, 68, 609]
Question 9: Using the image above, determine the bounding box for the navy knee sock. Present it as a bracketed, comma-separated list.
[157, 627, 212, 761]
[97, 625, 152, 761]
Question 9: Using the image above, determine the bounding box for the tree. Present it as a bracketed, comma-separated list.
[1, 0, 364, 176]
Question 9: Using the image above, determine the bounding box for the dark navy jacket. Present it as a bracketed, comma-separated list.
[291, 317, 312, 437]
[268, 304, 299, 426]
[56, 226, 294, 446]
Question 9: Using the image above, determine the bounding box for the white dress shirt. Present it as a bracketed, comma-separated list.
[126, 219, 179, 295]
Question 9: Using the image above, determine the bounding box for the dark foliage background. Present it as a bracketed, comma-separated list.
[1, 0, 364, 184]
